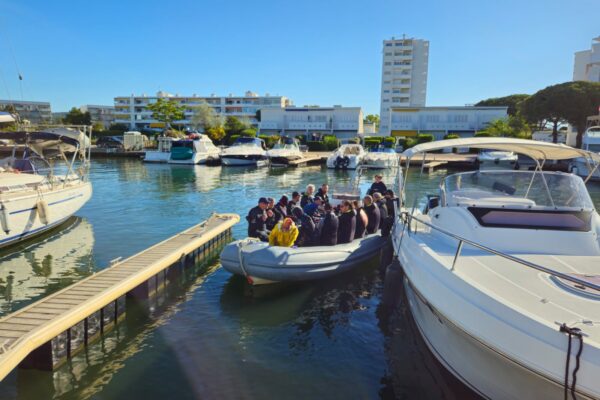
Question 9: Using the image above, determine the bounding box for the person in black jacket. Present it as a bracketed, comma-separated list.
[288, 191, 301, 215]
[373, 192, 388, 229]
[265, 197, 278, 231]
[274, 195, 288, 222]
[246, 197, 269, 241]
[337, 200, 356, 244]
[363, 195, 380, 234]
[367, 175, 387, 196]
[352, 200, 368, 239]
[319, 203, 338, 245]
[315, 184, 330, 204]
[384, 189, 398, 220]
[293, 207, 316, 247]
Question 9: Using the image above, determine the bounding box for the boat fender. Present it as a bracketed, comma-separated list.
[0, 204, 10, 234]
[37, 200, 50, 225]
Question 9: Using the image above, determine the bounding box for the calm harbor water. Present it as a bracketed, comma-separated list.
[0, 159, 599, 400]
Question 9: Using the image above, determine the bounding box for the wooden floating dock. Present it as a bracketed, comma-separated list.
[0, 213, 239, 381]
[422, 161, 448, 173]
[286, 152, 330, 167]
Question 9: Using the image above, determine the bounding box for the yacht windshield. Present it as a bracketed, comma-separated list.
[586, 127, 600, 138]
[443, 170, 594, 210]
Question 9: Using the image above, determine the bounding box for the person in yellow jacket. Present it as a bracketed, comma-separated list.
[268, 217, 299, 247]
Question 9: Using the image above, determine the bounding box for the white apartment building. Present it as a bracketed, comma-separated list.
[388, 106, 508, 140]
[573, 36, 600, 82]
[80, 105, 115, 128]
[259, 106, 364, 141]
[114, 91, 292, 130]
[379, 36, 429, 135]
[0, 100, 52, 123]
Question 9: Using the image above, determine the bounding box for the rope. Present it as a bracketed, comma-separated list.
[559, 323, 584, 400]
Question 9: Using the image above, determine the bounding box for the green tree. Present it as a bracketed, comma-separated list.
[190, 101, 222, 132]
[224, 116, 248, 138]
[205, 125, 226, 143]
[478, 115, 531, 138]
[364, 114, 380, 127]
[63, 107, 92, 125]
[146, 98, 185, 130]
[475, 94, 530, 116]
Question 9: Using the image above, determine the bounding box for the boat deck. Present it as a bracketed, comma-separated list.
[0, 213, 239, 380]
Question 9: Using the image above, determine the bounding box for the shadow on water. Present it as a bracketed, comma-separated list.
[377, 261, 482, 400]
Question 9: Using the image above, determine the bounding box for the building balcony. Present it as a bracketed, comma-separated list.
[288, 122, 328, 130]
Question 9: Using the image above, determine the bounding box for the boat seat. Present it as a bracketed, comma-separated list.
[448, 189, 536, 208]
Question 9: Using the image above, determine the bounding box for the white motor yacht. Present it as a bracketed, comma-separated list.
[221, 137, 268, 167]
[143, 136, 175, 163]
[570, 126, 600, 180]
[0, 115, 93, 249]
[363, 146, 399, 169]
[392, 137, 600, 400]
[266, 137, 303, 166]
[477, 149, 519, 170]
[168, 134, 220, 165]
[326, 144, 365, 169]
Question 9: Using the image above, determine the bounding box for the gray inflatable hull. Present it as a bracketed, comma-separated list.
[220, 233, 386, 285]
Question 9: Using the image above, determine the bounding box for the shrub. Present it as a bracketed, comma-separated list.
[383, 137, 396, 147]
[363, 136, 383, 144]
[347, 137, 361, 144]
[258, 134, 280, 148]
[241, 128, 257, 137]
[416, 134, 434, 144]
[307, 141, 327, 151]
[444, 134, 460, 140]
[364, 139, 381, 148]
[228, 134, 240, 145]
[323, 135, 340, 151]
[474, 132, 492, 137]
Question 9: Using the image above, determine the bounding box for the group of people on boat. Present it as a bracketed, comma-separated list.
[246, 176, 398, 248]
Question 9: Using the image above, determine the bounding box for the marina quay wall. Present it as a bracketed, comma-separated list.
[259, 106, 364, 141]
[114, 91, 292, 130]
[0, 213, 239, 380]
[387, 106, 508, 139]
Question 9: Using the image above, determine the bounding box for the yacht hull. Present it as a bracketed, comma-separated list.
[394, 227, 599, 400]
[168, 153, 219, 165]
[0, 181, 92, 249]
[143, 151, 170, 163]
[221, 155, 268, 167]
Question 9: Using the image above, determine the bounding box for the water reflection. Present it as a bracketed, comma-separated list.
[0, 218, 94, 316]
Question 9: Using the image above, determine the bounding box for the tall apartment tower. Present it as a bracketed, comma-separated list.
[573, 36, 600, 83]
[379, 36, 429, 135]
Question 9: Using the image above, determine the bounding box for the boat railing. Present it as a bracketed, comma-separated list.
[399, 211, 600, 292]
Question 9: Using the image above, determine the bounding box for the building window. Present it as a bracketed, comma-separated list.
[383, 99, 390, 103]
[392, 89, 401, 94]
[385, 43, 392, 47]
[425, 115, 440, 122]
[384, 90, 390, 93]
[384, 62, 392, 66]
[385, 52, 392, 56]
[384, 71, 391, 75]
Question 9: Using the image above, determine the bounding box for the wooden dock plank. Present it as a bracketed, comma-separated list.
[0, 213, 240, 381]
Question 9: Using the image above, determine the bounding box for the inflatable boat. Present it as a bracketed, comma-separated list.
[220, 233, 387, 285]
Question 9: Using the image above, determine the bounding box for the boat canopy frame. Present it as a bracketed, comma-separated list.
[398, 138, 600, 209]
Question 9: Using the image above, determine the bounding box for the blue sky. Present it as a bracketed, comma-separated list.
[0, 0, 598, 114]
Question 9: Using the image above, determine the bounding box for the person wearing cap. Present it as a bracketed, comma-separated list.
[300, 184, 315, 208]
[268, 217, 299, 247]
[315, 183, 330, 204]
[367, 175, 387, 196]
[246, 197, 269, 241]
[337, 200, 356, 244]
[293, 207, 316, 247]
[363, 195, 380, 234]
[319, 203, 338, 246]
[303, 195, 324, 219]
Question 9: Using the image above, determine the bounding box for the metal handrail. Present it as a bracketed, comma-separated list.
[400, 212, 600, 292]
